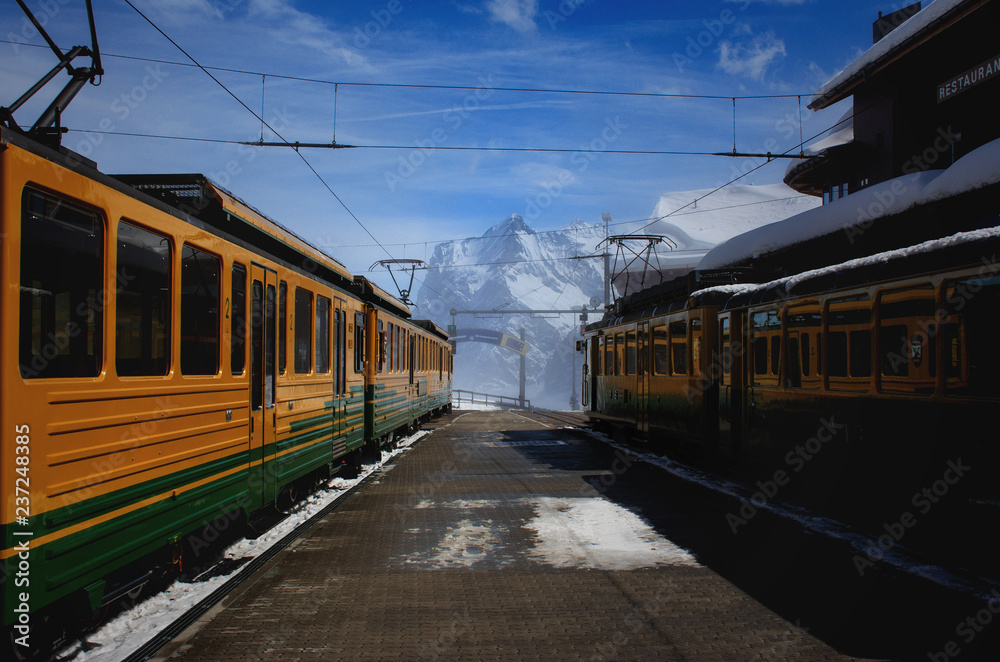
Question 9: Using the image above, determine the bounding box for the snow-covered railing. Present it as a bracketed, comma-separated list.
[452, 389, 531, 410]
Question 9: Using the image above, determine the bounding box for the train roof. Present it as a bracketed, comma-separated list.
[351, 275, 412, 319]
[719, 224, 1000, 310]
[113, 174, 356, 288]
[411, 319, 450, 341]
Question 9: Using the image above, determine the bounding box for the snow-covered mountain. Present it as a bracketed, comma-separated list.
[415, 214, 604, 410]
[414, 184, 819, 410]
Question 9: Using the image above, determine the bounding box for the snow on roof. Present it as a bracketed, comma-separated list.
[801, 107, 854, 156]
[733, 224, 1000, 303]
[699, 135, 1000, 272]
[811, 0, 970, 109]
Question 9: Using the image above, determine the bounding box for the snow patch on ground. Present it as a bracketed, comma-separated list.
[524, 497, 699, 570]
[407, 519, 500, 569]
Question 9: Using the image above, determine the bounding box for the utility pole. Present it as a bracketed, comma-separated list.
[601, 213, 612, 309]
[518, 328, 526, 409]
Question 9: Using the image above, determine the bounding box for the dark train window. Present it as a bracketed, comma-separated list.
[753, 337, 768, 376]
[787, 337, 801, 387]
[670, 321, 687, 376]
[334, 309, 341, 393]
[879, 325, 910, 377]
[770, 336, 780, 375]
[231, 263, 247, 376]
[625, 331, 636, 375]
[614, 333, 623, 375]
[116, 220, 170, 377]
[251, 280, 263, 410]
[355, 311, 366, 373]
[850, 331, 872, 377]
[652, 326, 668, 375]
[278, 281, 287, 374]
[180, 245, 220, 375]
[827, 297, 870, 387]
[377, 319, 385, 374]
[604, 336, 614, 376]
[20, 189, 104, 379]
[316, 296, 331, 374]
[827, 332, 848, 377]
[295, 288, 313, 374]
[801, 334, 811, 377]
[945, 275, 1000, 397]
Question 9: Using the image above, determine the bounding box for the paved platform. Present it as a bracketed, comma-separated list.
[156, 410, 865, 661]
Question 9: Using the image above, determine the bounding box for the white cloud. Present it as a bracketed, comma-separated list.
[486, 0, 539, 33]
[717, 29, 786, 80]
[143, 0, 224, 20]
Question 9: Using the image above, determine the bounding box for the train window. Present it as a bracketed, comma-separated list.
[945, 275, 1000, 397]
[801, 334, 811, 377]
[670, 321, 687, 376]
[816, 333, 822, 376]
[604, 336, 614, 376]
[231, 264, 247, 376]
[614, 333, 623, 375]
[20, 189, 104, 379]
[278, 282, 287, 374]
[116, 221, 171, 377]
[879, 325, 910, 377]
[294, 288, 313, 374]
[251, 280, 264, 410]
[355, 312, 365, 373]
[827, 297, 871, 389]
[753, 337, 768, 376]
[850, 331, 872, 377]
[787, 336, 801, 387]
[652, 326, 668, 375]
[827, 332, 848, 377]
[180, 245, 220, 375]
[316, 296, 331, 374]
[334, 309, 341, 393]
[691, 318, 702, 375]
[751, 310, 780, 385]
[625, 331, 636, 375]
[719, 318, 731, 377]
[878, 287, 936, 393]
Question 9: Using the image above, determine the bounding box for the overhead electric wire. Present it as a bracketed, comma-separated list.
[0, 38, 809, 102]
[66, 127, 724, 157]
[119, 0, 395, 262]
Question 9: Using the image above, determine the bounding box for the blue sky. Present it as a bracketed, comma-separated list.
[1, 0, 892, 288]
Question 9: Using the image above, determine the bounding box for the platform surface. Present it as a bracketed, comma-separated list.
[155, 410, 869, 661]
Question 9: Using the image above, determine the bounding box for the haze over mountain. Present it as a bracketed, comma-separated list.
[415, 184, 819, 410]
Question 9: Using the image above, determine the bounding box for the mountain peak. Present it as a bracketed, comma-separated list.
[483, 214, 535, 238]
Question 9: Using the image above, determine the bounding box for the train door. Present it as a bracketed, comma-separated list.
[637, 322, 649, 434]
[718, 311, 744, 457]
[333, 303, 346, 456]
[249, 264, 278, 510]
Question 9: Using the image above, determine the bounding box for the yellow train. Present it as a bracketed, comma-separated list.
[582, 228, 1000, 515]
[0, 125, 451, 650]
